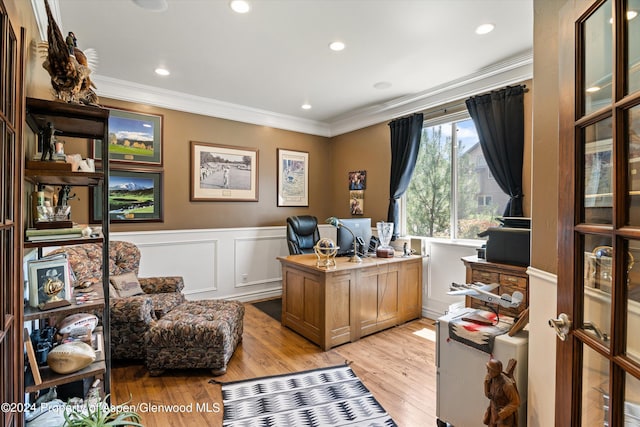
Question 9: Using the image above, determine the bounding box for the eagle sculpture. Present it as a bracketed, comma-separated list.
[40, 0, 98, 105]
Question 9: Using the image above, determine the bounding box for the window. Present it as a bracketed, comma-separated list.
[478, 195, 493, 206]
[404, 116, 508, 239]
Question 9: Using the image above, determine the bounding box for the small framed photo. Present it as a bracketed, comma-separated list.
[190, 141, 259, 201]
[350, 190, 364, 215]
[349, 170, 366, 190]
[277, 149, 309, 207]
[349, 171, 367, 190]
[27, 257, 72, 309]
[91, 169, 163, 223]
[92, 107, 163, 166]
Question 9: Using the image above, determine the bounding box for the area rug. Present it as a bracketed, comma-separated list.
[219, 364, 397, 426]
[252, 297, 281, 322]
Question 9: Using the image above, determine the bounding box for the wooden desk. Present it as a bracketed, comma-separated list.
[278, 254, 422, 350]
[461, 255, 529, 319]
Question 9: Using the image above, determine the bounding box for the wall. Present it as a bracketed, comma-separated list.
[329, 122, 391, 222]
[526, 0, 565, 425]
[65, 97, 333, 231]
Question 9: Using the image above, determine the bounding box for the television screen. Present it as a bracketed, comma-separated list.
[336, 218, 372, 256]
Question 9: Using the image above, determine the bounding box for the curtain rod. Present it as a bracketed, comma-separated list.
[422, 84, 529, 117]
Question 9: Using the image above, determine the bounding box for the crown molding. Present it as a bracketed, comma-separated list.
[32, 0, 532, 138]
[327, 50, 533, 136]
[31, 0, 62, 41]
[92, 75, 333, 137]
[95, 51, 532, 138]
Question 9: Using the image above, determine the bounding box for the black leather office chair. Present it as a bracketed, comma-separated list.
[286, 215, 320, 255]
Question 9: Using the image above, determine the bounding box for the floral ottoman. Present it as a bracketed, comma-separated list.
[145, 300, 244, 376]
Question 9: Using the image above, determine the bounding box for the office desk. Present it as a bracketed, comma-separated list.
[277, 254, 422, 350]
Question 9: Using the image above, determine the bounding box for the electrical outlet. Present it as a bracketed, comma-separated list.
[241, 273, 248, 283]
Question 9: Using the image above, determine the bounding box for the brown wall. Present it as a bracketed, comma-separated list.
[81, 87, 533, 234]
[69, 98, 334, 231]
[531, 0, 561, 274]
[329, 122, 391, 223]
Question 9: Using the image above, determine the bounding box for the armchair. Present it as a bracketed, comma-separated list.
[286, 215, 320, 255]
[48, 241, 185, 360]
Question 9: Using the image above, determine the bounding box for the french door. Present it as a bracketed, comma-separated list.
[557, 0, 640, 425]
[0, 1, 23, 426]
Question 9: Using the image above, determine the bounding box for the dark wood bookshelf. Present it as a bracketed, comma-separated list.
[25, 360, 106, 393]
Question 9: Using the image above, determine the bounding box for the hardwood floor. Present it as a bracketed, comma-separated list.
[111, 302, 438, 426]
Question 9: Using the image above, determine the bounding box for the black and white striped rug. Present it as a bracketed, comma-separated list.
[220, 364, 397, 426]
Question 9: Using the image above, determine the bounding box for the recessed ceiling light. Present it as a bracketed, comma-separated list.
[132, 0, 168, 12]
[329, 41, 345, 52]
[475, 23, 495, 35]
[301, 104, 312, 110]
[586, 86, 601, 93]
[155, 67, 170, 76]
[230, 0, 251, 14]
[373, 81, 392, 90]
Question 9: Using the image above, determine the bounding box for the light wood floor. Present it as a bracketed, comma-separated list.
[111, 302, 438, 426]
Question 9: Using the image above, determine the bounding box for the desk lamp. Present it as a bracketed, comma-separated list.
[326, 217, 362, 263]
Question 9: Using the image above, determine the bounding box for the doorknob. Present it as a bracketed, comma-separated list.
[549, 313, 572, 341]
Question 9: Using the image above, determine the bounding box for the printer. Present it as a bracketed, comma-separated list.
[478, 217, 531, 267]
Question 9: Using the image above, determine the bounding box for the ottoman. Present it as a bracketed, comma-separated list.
[145, 299, 244, 376]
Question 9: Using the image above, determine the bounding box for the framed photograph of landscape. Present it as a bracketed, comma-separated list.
[91, 169, 163, 223]
[277, 149, 308, 207]
[190, 141, 259, 201]
[93, 108, 163, 166]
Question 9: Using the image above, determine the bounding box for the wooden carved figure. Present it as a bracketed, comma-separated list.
[483, 358, 520, 427]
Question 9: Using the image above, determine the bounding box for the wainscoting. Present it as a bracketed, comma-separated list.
[113, 227, 483, 320]
[113, 226, 559, 426]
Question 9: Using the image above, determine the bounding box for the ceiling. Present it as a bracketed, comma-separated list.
[34, 0, 533, 136]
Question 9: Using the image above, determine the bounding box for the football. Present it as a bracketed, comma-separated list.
[58, 313, 98, 335]
[47, 342, 96, 374]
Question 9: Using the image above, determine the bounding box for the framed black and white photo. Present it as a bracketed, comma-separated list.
[190, 141, 259, 201]
[93, 107, 163, 166]
[277, 149, 309, 207]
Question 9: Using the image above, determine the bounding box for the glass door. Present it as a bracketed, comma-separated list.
[557, 0, 640, 425]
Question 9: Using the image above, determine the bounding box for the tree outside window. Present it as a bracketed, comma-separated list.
[404, 118, 508, 239]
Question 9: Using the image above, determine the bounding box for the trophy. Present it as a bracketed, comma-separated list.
[38, 268, 71, 310]
[376, 221, 395, 258]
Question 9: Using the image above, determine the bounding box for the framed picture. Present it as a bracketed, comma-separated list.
[92, 107, 163, 166]
[350, 190, 364, 215]
[277, 149, 309, 207]
[190, 141, 259, 201]
[348, 170, 366, 190]
[27, 256, 72, 309]
[91, 169, 163, 223]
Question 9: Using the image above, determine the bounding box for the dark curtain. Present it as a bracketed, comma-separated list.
[387, 113, 424, 238]
[465, 85, 525, 217]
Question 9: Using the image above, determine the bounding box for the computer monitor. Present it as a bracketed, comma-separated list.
[336, 218, 372, 256]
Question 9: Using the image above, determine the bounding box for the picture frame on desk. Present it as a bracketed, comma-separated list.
[27, 257, 72, 310]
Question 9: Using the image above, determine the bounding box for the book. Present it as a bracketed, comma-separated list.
[26, 233, 83, 242]
[25, 227, 81, 237]
[25, 227, 83, 241]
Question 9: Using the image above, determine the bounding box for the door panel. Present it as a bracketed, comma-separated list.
[558, 0, 640, 425]
[0, 1, 21, 425]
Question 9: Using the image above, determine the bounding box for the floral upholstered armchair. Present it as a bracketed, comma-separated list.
[48, 240, 185, 360]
